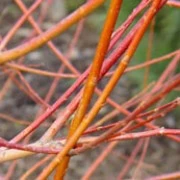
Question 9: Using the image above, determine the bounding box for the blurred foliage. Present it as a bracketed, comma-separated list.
[65, 1, 180, 90]
[65, 0, 85, 12]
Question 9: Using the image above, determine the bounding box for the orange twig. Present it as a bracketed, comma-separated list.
[0, 0, 105, 64]
[54, 0, 123, 178]
[6, 63, 78, 79]
[37, 0, 162, 179]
